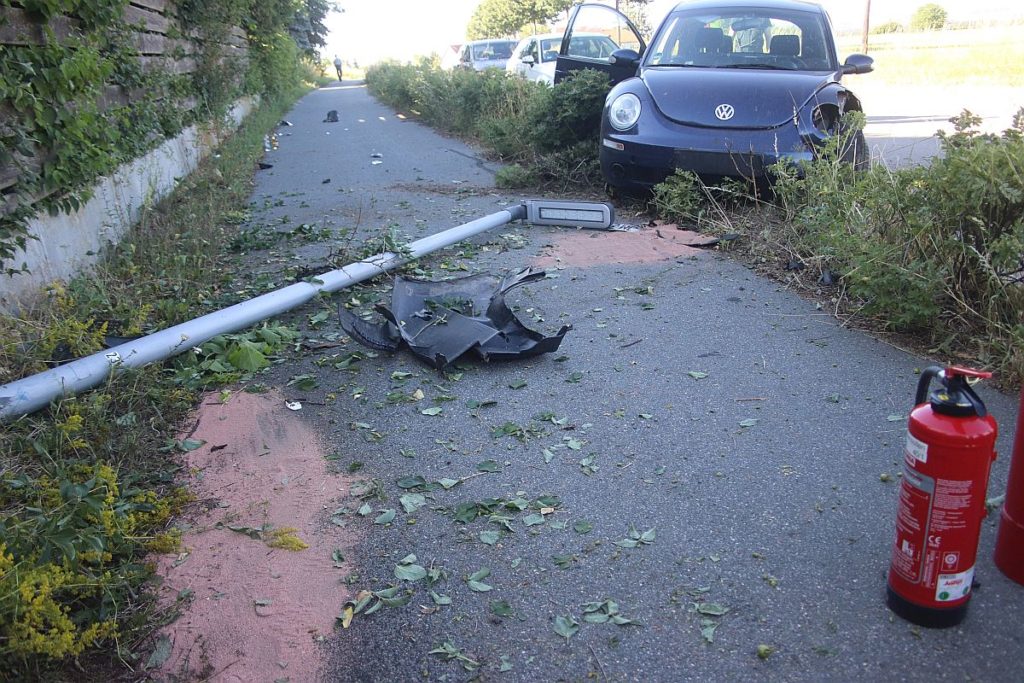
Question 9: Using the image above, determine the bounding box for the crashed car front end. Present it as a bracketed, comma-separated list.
[599, 75, 857, 190]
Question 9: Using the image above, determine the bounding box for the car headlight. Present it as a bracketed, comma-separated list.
[608, 93, 641, 131]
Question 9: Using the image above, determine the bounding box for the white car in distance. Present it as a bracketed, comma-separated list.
[507, 32, 620, 85]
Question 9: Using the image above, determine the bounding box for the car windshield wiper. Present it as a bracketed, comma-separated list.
[718, 63, 792, 70]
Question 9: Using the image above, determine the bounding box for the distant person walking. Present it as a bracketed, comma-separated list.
[333, 55, 343, 82]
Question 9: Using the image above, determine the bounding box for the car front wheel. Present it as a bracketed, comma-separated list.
[839, 129, 870, 171]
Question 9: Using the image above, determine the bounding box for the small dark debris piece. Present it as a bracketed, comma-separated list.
[210, 444, 228, 452]
[370, 152, 383, 159]
[280, 120, 293, 126]
[258, 162, 274, 170]
[339, 267, 570, 370]
[818, 269, 837, 286]
[324, 110, 339, 123]
[785, 259, 806, 271]
[322, 178, 331, 184]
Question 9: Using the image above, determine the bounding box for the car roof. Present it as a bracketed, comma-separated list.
[670, 0, 825, 14]
[466, 38, 518, 46]
[520, 32, 616, 41]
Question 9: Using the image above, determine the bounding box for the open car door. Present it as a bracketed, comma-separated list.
[554, 3, 646, 85]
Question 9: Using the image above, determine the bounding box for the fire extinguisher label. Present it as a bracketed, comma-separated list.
[935, 566, 974, 601]
[904, 432, 929, 464]
[891, 468, 935, 583]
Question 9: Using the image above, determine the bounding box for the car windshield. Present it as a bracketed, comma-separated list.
[472, 41, 515, 60]
[645, 8, 835, 71]
[539, 38, 561, 61]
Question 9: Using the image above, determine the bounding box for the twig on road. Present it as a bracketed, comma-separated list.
[590, 644, 608, 680]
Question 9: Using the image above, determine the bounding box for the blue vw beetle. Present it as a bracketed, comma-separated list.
[555, 0, 873, 192]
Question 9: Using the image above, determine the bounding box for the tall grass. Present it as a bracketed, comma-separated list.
[837, 26, 1024, 86]
[365, 61, 610, 190]
[0, 87, 308, 679]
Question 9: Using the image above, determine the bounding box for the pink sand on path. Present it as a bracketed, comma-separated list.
[154, 390, 357, 682]
[533, 223, 708, 268]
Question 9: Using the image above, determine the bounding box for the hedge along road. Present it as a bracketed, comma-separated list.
[208, 80, 1022, 681]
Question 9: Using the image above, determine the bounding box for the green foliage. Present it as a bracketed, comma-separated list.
[768, 110, 1024, 381]
[652, 170, 703, 224]
[872, 21, 903, 34]
[467, 0, 574, 39]
[0, 0, 323, 271]
[910, 3, 947, 31]
[366, 62, 611, 190]
[495, 164, 535, 188]
[173, 323, 299, 388]
[0, 92, 306, 676]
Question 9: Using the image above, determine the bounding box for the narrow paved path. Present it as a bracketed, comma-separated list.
[241, 80, 1022, 682]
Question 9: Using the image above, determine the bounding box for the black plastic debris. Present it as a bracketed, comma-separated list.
[280, 120, 293, 126]
[339, 267, 570, 369]
[818, 269, 837, 286]
[324, 110, 339, 122]
[785, 259, 806, 271]
[258, 162, 273, 170]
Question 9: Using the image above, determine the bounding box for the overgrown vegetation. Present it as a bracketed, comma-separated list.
[0, 88, 307, 678]
[0, 0, 331, 271]
[366, 60, 609, 191]
[652, 112, 1024, 385]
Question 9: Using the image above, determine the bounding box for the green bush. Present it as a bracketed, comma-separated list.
[495, 164, 534, 188]
[872, 21, 903, 34]
[0, 90, 306, 678]
[366, 62, 611, 189]
[910, 3, 947, 31]
[652, 170, 703, 225]
[769, 110, 1024, 380]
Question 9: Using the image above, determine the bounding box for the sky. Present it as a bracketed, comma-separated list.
[324, 0, 1023, 65]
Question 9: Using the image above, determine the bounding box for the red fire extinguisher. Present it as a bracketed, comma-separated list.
[887, 366, 998, 628]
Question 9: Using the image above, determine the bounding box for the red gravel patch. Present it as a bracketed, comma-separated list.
[153, 390, 356, 681]
[533, 223, 713, 268]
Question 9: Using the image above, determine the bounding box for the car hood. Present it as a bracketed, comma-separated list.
[639, 68, 836, 129]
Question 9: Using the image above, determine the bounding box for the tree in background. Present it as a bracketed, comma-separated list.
[290, 0, 336, 58]
[619, 0, 652, 37]
[910, 3, 947, 31]
[467, 0, 575, 39]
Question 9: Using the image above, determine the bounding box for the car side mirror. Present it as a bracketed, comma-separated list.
[842, 53, 874, 75]
[609, 48, 641, 68]
[522, 55, 535, 65]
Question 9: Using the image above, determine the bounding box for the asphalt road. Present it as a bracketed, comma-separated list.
[248, 81, 1022, 682]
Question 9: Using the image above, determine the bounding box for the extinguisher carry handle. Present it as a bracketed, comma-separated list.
[959, 381, 989, 418]
[915, 366, 945, 406]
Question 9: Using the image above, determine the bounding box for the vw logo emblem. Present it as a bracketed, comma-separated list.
[715, 104, 735, 121]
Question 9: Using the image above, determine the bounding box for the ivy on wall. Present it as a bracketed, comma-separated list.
[0, 0, 328, 274]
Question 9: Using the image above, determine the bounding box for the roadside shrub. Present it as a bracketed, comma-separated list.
[526, 68, 608, 153]
[768, 109, 1024, 381]
[872, 21, 903, 34]
[366, 62, 611, 189]
[910, 3, 947, 31]
[495, 164, 534, 188]
[0, 93, 304, 678]
[652, 170, 703, 224]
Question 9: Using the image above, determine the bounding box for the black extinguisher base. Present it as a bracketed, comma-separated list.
[886, 585, 967, 628]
